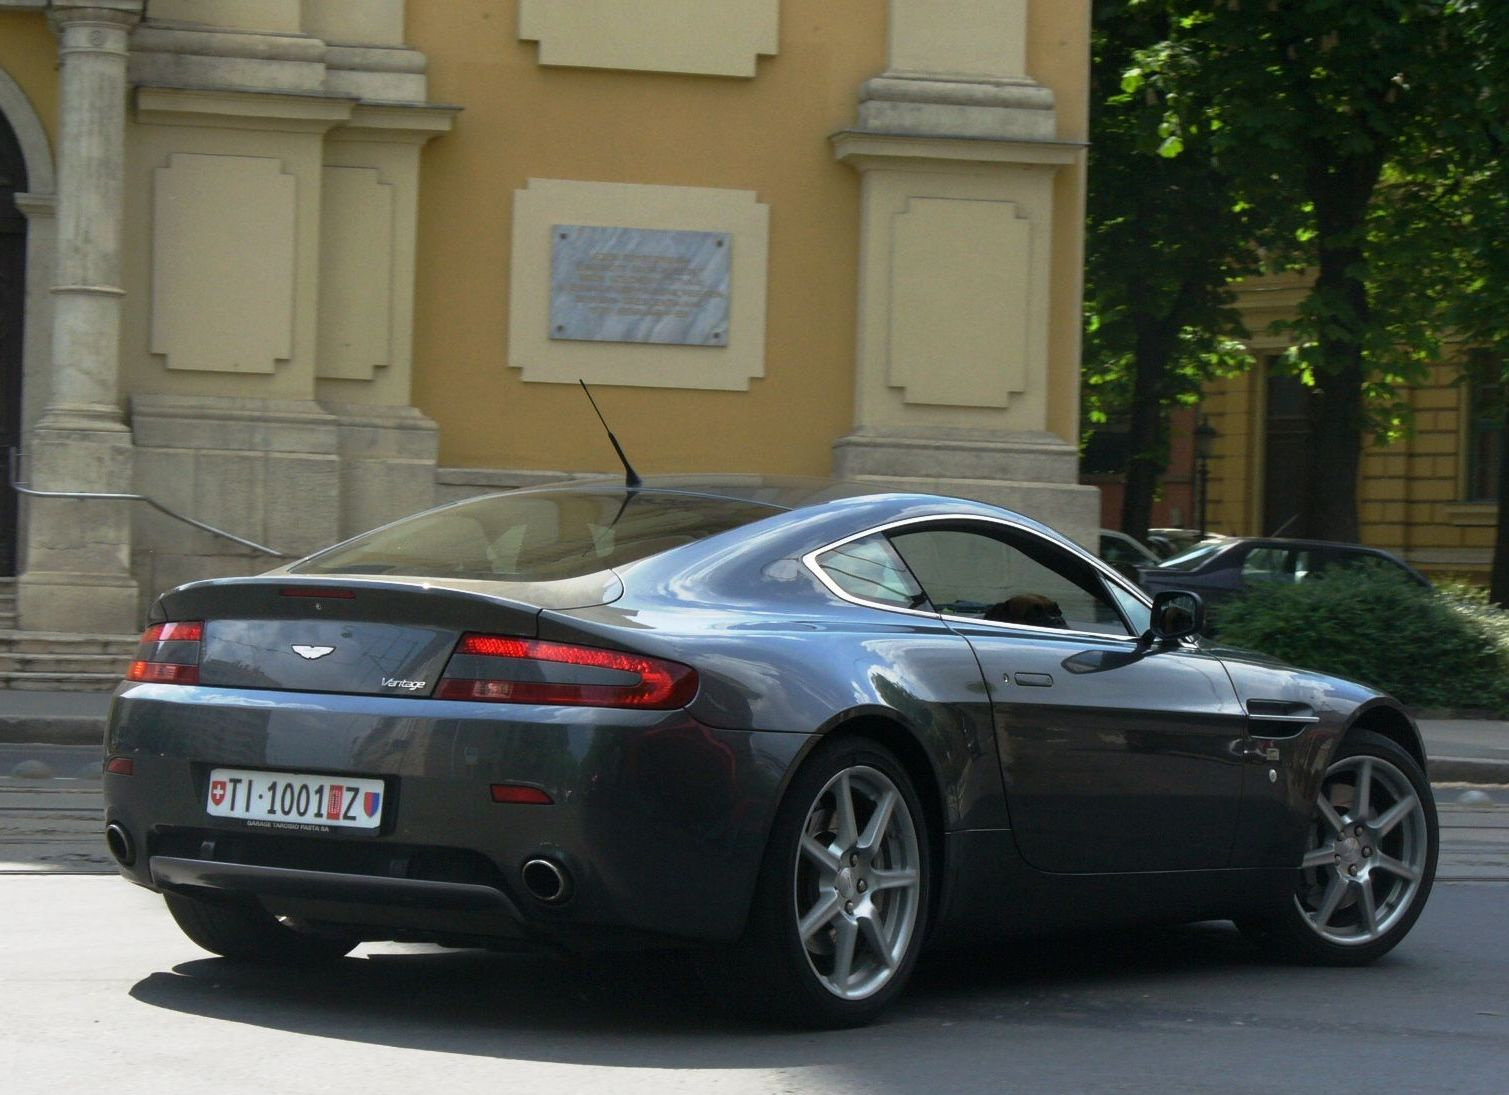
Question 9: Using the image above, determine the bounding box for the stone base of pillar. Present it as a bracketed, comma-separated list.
[325, 402, 440, 538]
[16, 424, 141, 633]
[130, 395, 342, 604]
[16, 570, 141, 636]
[833, 430, 1101, 549]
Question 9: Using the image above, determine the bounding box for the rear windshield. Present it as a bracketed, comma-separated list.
[1156, 541, 1226, 572]
[292, 489, 782, 582]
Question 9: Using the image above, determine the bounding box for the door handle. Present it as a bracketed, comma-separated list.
[1011, 672, 1054, 688]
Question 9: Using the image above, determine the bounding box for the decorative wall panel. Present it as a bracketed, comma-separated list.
[889, 197, 1029, 408]
[151, 153, 295, 374]
[317, 164, 394, 381]
[518, 0, 778, 78]
[509, 178, 768, 391]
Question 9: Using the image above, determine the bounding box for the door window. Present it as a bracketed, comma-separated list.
[1240, 546, 1312, 583]
[888, 524, 1132, 637]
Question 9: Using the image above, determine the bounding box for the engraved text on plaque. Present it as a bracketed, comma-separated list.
[550, 225, 731, 346]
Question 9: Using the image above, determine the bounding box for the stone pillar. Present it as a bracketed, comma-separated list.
[116, 5, 451, 600]
[832, 0, 1100, 547]
[318, 105, 455, 538]
[12, 192, 56, 494]
[17, 0, 144, 634]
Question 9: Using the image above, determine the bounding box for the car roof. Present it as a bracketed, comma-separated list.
[1213, 537, 1407, 556]
[589, 474, 891, 510]
[501, 474, 1086, 553]
[512, 474, 1059, 524]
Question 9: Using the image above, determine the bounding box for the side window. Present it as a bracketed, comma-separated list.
[815, 534, 931, 611]
[889, 524, 1131, 637]
[1327, 550, 1417, 584]
[1241, 546, 1296, 583]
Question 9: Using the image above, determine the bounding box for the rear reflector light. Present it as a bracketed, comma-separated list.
[126, 661, 200, 684]
[105, 757, 134, 776]
[438, 634, 698, 710]
[489, 784, 554, 805]
[127, 619, 204, 685]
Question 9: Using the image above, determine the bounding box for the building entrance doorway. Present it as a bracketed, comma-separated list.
[1262, 366, 1313, 538]
[0, 110, 28, 576]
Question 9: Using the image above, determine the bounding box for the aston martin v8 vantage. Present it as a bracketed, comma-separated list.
[103, 477, 1438, 1027]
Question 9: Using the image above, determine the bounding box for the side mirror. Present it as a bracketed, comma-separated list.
[1146, 590, 1204, 643]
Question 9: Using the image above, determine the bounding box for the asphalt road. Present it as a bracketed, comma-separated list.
[1, 875, 1504, 1094]
[3, 759, 1507, 1094]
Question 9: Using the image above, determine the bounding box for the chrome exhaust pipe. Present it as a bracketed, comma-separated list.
[521, 857, 572, 904]
[105, 822, 135, 867]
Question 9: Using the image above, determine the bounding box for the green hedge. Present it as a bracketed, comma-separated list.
[1213, 572, 1509, 715]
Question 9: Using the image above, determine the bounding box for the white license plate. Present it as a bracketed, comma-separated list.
[206, 768, 384, 830]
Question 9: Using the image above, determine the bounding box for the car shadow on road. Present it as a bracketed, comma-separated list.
[125, 920, 1312, 1069]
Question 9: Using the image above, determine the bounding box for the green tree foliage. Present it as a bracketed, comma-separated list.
[1083, 0, 1253, 542]
[1369, 1, 1509, 604]
[1132, 0, 1483, 542]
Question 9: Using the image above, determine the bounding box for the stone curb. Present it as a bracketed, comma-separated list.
[1411, 708, 1506, 721]
[0, 717, 104, 747]
[1427, 756, 1509, 785]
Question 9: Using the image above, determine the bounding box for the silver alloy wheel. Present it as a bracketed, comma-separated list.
[793, 764, 923, 1001]
[1295, 753, 1429, 946]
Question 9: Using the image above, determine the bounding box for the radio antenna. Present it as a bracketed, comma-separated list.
[579, 380, 643, 490]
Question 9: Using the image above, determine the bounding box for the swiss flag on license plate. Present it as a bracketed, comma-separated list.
[209, 780, 226, 807]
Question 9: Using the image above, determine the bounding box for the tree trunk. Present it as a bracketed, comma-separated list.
[1302, 356, 1364, 542]
[1491, 390, 1509, 606]
[1299, 151, 1383, 543]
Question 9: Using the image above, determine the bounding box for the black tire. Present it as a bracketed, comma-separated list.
[1240, 729, 1437, 965]
[163, 891, 358, 964]
[714, 736, 931, 1028]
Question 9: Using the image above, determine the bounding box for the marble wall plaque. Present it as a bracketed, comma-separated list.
[550, 225, 731, 346]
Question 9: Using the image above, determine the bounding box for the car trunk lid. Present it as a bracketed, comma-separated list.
[151, 576, 577, 697]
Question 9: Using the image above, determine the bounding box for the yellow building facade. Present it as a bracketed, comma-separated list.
[0, 0, 1095, 634]
[1200, 274, 1499, 582]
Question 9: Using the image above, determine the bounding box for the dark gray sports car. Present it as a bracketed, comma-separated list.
[103, 477, 1438, 1027]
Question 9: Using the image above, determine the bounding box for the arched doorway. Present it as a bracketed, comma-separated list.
[0, 110, 27, 576]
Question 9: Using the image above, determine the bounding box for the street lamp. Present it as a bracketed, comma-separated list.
[1194, 416, 1218, 539]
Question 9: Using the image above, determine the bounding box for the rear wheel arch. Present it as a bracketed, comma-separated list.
[815, 715, 948, 933]
[711, 723, 937, 1025]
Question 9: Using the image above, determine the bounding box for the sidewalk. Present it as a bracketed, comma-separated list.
[1, 689, 1506, 781]
[1416, 719, 1509, 784]
[0, 690, 112, 747]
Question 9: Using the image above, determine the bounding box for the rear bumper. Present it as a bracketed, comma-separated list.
[151, 856, 519, 913]
[104, 682, 811, 949]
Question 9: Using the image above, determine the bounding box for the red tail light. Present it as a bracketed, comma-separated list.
[127, 620, 204, 684]
[437, 634, 698, 710]
[280, 587, 357, 599]
[140, 621, 204, 642]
